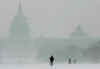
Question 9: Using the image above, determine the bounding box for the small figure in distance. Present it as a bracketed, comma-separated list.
[68, 57, 72, 64]
[73, 58, 77, 64]
[49, 56, 54, 66]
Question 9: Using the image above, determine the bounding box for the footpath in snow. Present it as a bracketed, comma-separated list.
[0, 64, 100, 69]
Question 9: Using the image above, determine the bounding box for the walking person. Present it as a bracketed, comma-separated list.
[68, 57, 72, 64]
[73, 58, 77, 64]
[49, 56, 55, 66]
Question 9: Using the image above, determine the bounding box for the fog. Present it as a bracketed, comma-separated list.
[0, 0, 99, 37]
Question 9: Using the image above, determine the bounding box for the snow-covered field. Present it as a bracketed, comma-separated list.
[0, 64, 100, 69]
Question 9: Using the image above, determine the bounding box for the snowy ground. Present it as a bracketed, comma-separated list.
[0, 64, 100, 69]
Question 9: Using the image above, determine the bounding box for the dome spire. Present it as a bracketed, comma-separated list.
[17, 0, 24, 16]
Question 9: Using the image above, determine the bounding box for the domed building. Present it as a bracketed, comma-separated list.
[36, 24, 100, 63]
[67, 24, 99, 48]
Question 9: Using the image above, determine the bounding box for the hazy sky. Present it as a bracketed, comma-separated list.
[0, 0, 100, 37]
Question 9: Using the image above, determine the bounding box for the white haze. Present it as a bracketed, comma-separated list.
[0, 0, 99, 38]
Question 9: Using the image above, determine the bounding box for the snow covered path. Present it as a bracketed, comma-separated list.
[0, 64, 100, 69]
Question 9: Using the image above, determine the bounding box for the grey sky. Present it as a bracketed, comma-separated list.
[0, 0, 99, 37]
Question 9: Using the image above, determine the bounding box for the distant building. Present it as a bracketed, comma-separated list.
[70, 24, 88, 38]
[36, 24, 100, 63]
[1, 2, 35, 64]
[9, 2, 31, 40]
